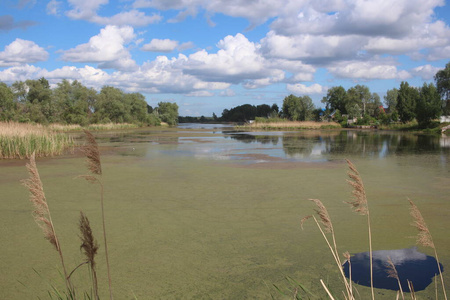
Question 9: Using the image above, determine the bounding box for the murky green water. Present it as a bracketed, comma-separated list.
[1, 126, 449, 299]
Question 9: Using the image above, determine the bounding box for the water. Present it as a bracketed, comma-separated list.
[1, 126, 449, 299]
[343, 248, 443, 291]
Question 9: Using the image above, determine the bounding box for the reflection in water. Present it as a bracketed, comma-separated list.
[343, 248, 443, 291]
[227, 131, 449, 162]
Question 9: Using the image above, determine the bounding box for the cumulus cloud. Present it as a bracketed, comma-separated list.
[0, 39, 48, 67]
[141, 39, 179, 52]
[180, 33, 284, 85]
[66, 0, 161, 26]
[410, 64, 441, 80]
[287, 83, 327, 95]
[60, 25, 137, 71]
[328, 60, 411, 80]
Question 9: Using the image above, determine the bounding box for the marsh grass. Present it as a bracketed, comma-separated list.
[237, 120, 341, 130]
[0, 122, 73, 159]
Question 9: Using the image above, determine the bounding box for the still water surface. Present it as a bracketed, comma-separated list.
[1, 125, 449, 299]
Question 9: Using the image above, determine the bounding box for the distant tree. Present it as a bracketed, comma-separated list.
[416, 83, 442, 127]
[347, 85, 371, 117]
[322, 86, 347, 113]
[282, 94, 314, 121]
[396, 81, 419, 123]
[94, 86, 130, 123]
[434, 62, 450, 114]
[271, 103, 279, 113]
[125, 92, 148, 123]
[0, 82, 14, 120]
[384, 88, 399, 112]
[256, 104, 272, 118]
[157, 101, 179, 125]
[212, 112, 218, 121]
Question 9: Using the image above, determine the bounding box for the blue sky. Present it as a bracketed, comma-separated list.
[1, 0, 449, 116]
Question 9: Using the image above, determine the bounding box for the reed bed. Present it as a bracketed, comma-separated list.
[238, 120, 341, 130]
[50, 123, 140, 132]
[0, 122, 73, 159]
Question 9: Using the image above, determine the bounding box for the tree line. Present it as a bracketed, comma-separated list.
[0, 78, 179, 126]
[219, 62, 450, 128]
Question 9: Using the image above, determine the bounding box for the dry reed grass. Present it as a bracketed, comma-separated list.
[81, 130, 113, 300]
[409, 199, 447, 300]
[21, 152, 75, 297]
[302, 160, 446, 300]
[238, 120, 341, 130]
[79, 212, 99, 300]
[0, 122, 73, 159]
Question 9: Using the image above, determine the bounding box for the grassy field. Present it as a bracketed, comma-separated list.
[1, 129, 449, 299]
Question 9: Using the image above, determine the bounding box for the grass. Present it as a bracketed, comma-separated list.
[237, 119, 342, 130]
[0, 122, 73, 159]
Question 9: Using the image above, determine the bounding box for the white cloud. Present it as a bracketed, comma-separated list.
[180, 33, 283, 84]
[60, 25, 137, 71]
[219, 89, 236, 97]
[410, 64, 441, 80]
[67, 0, 161, 26]
[185, 91, 214, 97]
[46, 0, 62, 15]
[0, 64, 42, 82]
[141, 39, 179, 52]
[287, 83, 327, 95]
[329, 60, 412, 80]
[0, 39, 48, 67]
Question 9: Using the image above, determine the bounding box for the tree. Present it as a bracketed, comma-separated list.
[322, 86, 347, 113]
[256, 104, 272, 117]
[0, 82, 14, 120]
[416, 83, 442, 127]
[384, 88, 398, 112]
[396, 81, 419, 123]
[94, 86, 130, 123]
[347, 85, 370, 117]
[125, 93, 148, 123]
[157, 102, 179, 125]
[282, 94, 314, 121]
[434, 62, 450, 115]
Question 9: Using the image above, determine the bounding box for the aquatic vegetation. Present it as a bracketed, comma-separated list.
[237, 120, 341, 130]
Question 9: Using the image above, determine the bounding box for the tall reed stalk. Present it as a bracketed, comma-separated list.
[80, 130, 113, 300]
[79, 212, 99, 300]
[345, 159, 374, 300]
[21, 152, 75, 298]
[408, 199, 447, 300]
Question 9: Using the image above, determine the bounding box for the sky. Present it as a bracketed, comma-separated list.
[1, 0, 450, 117]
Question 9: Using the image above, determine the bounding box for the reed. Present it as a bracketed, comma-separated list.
[80, 130, 113, 300]
[237, 120, 341, 130]
[408, 199, 447, 300]
[0, 122, 73, 159]
[78, 212, 99, 300]
[21, 152, 75, 297]
[345, 159, 375, 300]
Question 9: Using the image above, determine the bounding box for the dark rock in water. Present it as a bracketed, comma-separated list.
[342, 248, 443, 291]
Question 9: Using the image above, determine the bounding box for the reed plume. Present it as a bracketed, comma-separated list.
[306, 199, 353, 299]
[22, 152, 74, 296]
[81, 130, 113, 300]
[79, 211, 99, 300]
[408, 199, 447, 300]
[386, 256, 404, 300]
[345, 159, 374, 300]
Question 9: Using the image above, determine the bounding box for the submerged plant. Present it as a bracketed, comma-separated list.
[21, 152, 75, 297]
